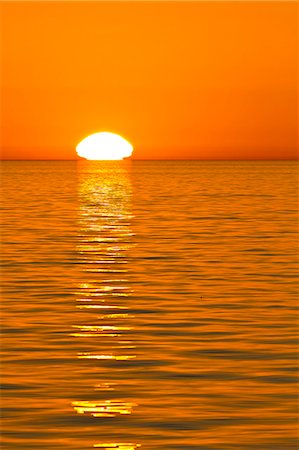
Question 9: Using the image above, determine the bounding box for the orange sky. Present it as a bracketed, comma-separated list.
[1, 1, 298, 160]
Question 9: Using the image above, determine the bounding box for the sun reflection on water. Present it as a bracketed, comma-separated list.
[73, 399, 137, 417]
[93, 444, 141, 449]
[74, 161, 140, 448]
[78, 352, 136, 360]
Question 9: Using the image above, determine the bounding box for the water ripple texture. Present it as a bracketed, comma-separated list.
[1, 161, 298, 449]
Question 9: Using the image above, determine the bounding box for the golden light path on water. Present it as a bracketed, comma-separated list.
[73, 161, 140, 449]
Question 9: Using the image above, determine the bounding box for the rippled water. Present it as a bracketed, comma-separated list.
[1, 161, 298, 450]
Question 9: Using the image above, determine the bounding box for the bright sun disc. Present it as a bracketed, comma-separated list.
[76, 132, 133, 160]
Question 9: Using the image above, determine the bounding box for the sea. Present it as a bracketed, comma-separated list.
[1, 160, 298, 450]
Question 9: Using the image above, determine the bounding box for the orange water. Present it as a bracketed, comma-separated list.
[1, 161, 298, 449]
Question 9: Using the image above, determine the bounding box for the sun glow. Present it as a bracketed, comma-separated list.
[76, 132, 133, 160]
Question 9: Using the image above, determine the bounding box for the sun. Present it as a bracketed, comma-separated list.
[76, 132, 133, 160]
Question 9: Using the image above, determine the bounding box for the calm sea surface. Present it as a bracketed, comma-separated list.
[1, 161, 298, 450]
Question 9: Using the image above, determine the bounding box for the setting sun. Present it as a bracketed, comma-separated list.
[76, 132, 133, 160]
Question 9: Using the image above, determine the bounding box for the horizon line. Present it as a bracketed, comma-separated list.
[1, 158, 298, 162]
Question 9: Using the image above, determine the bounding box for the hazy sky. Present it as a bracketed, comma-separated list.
[1, 1, 298, 160]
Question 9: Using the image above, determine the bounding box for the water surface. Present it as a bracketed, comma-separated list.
[1, 161, 298, 449]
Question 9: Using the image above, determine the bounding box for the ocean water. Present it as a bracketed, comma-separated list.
[1, 160, 298, 450]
